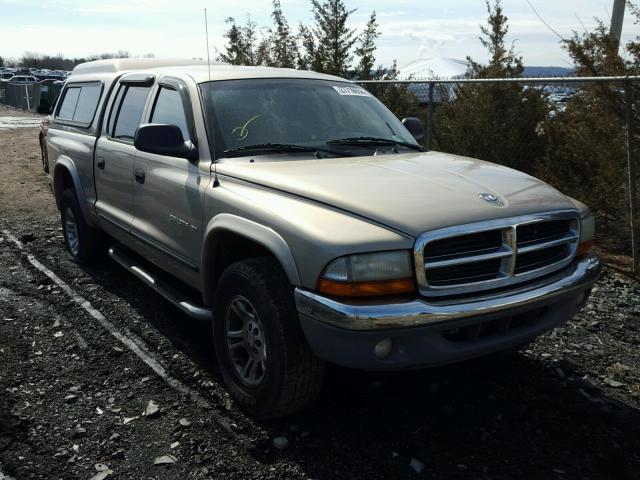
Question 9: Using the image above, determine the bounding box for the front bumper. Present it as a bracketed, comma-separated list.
[294, 253, 601, 370]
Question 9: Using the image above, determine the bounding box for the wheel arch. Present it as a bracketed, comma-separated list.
[201, 214, 301, 305]
[52, 157, 96, 227]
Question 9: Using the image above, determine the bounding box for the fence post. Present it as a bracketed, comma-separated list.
[625, 79, 639, 275]
[427, 82, 434, 150]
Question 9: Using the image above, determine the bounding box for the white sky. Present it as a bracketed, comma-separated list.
[0, 0, 639, 68]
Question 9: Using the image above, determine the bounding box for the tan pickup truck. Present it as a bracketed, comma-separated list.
[44, 58, 601, 418]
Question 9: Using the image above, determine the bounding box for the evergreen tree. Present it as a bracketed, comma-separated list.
[256, 37, 274, 66]
[270, 0, 298, 68]
[467, 0, 522, 78]
[306, 0, 357, 76]
[297, 24, 321, 71]
[354, 11, 379, 80]
[218, 16, 259, 66]
[536, 7, 640, 252]
[242, 16, 258, 66]
[218, 18, 247, 65]
[433, 0, 547, 173]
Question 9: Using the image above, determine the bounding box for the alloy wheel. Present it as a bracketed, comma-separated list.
[63, 207, 80, 257]
[225, 295, 267, 387]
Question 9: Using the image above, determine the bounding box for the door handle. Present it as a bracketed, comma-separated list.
[134, 169, 146, 184]
[97, 157, 105, 169]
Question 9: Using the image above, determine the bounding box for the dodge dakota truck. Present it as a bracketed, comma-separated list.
[45, 58, 601, 418]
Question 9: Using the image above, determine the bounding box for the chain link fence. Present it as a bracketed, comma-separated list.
[358, 76, 640, 273]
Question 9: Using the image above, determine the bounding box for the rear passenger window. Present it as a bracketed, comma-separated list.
[151, 87, 190, 140]
[56, 83, 102, 126]
[111, 86, 151, 141]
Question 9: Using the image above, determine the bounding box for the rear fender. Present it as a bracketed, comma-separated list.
[52, 157, 96, 227]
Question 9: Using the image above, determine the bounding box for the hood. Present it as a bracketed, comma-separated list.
[216, 151, 576, 237]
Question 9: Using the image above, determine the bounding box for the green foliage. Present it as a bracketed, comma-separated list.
[538, 91, 629, 249]
[217, 0, 368, 75]
[467, 0, 523, 78]
[270, 0, 298, 68]
[305, 0, 358, 76]
[367, 61, 423, 119]
[433, 1, 548, 173]
[218, 16, 259, 66]
[354, 11, 379, 80]
[535, 6, 640, 252]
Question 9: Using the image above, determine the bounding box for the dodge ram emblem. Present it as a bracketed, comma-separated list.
[478, 193, 500, 204]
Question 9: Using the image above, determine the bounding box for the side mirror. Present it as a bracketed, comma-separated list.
[402, 117, 425, 142]
[134, 124, 197, 160]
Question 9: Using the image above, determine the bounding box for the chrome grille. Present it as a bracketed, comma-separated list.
[414, 211, 580, 297]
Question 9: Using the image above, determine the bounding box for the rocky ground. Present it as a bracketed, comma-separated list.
[0, 105, 639, 479]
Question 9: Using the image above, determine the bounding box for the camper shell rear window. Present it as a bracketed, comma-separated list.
[56, 82, 103, 128]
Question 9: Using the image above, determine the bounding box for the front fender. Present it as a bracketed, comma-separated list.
[201, 214, 301, 302]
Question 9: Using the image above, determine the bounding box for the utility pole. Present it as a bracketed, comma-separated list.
[611, 0, 626, 45]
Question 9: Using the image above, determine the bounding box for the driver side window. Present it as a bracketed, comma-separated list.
[150, 87, 190, 141]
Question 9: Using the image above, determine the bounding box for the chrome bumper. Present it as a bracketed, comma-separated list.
[294, 253, 601, 330]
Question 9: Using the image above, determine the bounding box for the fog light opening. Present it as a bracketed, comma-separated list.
[374, 338, 393, 359]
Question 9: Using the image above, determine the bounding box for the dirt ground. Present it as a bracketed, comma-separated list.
[0, 104, 639, 480]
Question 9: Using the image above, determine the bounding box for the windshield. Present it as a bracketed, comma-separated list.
[200, 78, 418, 159]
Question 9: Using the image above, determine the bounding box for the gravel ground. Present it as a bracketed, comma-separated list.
[0, 105, 639, 479]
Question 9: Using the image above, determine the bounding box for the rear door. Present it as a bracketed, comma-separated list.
[94, 75, 153, 231]
[131, 77, 206, 269]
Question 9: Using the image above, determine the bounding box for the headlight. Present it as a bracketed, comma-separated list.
[577, 210, 595, 257]
[317, 251, 415, 297]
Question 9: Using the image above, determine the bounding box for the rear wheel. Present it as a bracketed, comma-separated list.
[60, 189, 102, 266]
[40, 137, 49, 173]
[213, 257, 325, 419]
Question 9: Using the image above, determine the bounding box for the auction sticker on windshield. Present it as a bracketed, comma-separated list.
[332, 86, 372, 97]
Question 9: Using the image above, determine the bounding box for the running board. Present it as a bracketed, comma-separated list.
[108, 245, 213, 322]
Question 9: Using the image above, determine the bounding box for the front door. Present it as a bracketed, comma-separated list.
[94, 81, 152, 230]
[131, 80, 206, 270]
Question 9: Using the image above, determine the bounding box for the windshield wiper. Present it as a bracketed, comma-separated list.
[327, 136, 424, 152]
[223, 143, 352, 157]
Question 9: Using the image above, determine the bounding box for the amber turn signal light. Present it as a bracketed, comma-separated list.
[317, 278, 416, 297]
[576, 240, 595, 258]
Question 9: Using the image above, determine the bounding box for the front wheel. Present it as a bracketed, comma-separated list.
[213, 258, 325, 419]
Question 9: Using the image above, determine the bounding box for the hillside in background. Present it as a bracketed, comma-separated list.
[397, 58, 574, 79]
[522, 66, 575, 77]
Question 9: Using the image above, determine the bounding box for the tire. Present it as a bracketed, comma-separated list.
[60, 189, 102, 266]
[40, 138, 49, 173]
[213, 257, 325, 419]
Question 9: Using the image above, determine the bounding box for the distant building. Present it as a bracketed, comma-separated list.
[393, 57, 469, 105]
[397, 57, 469, 80]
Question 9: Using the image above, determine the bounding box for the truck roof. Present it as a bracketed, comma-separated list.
[69, 58, 348, 84]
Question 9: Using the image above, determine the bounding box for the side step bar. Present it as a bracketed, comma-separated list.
[108, 245, 213, 322]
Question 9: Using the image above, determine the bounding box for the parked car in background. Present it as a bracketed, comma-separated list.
[0, 72, 14, 81]
[9, 75, 39, 84]
[45, 58, 601, 418]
